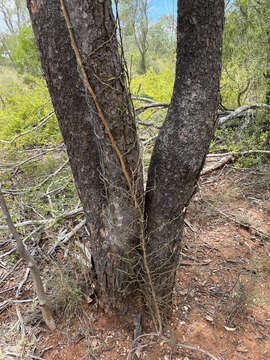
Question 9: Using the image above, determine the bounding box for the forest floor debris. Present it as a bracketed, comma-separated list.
[0, 163, 270, 360]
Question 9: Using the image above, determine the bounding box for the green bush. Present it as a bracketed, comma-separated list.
[0, 72, 62, 148]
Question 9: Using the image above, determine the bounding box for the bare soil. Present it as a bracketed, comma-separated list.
[1, 164, 270, 360]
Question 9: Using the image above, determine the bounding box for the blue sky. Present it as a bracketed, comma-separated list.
[149, 0, 176, 20]
[0, 0, 176, 33]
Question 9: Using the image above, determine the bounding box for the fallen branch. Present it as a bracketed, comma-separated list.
[16, 306, 25, 339]
[33, 159, 69, 190]
[0, 185, 56, 330]
[202, 198, 270, 241]
[131, 96, 155, 103]
[48, 219, 86, 255]
[201, 155, 234, 175]
[142, 135, 158, 145]
[135, 102, 169, 114]
[128, 333, 221, 360]
[207, 149, 270, 158]
[0, 143, 65, 171]
[0, 219, 48, 231]
[0, 259, 22, 285]
[168, 340, 221, 360]
[137, 120, 158, 127]
[0, 207, 84, 230]
[16, 268, 30, 298]
[0, 111, 55, 145]
[218, 102, 270, 126]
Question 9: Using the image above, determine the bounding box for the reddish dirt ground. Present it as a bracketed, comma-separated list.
[1, 164, 270, 360]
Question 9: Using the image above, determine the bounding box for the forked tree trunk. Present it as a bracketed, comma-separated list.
[27, 0, 144, 312]
[27, 0, 225, 321]
[144, 0, 224, 312]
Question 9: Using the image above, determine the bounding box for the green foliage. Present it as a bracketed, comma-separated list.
[131, 60, 175, 102]
[147, 15, 176, 63]
[8, 252, 19, 264]
[263, 258, 270, 273]
[0, 70, 62, 148]
[12, 25, 41, 76]
[211, 110, 270, 166]
[221, 0, 270, 107]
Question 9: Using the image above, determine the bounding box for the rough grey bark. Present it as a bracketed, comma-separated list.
[27, 0, 225, 321]
[27, 0, 144, 312]
[144, 0, 225, 310]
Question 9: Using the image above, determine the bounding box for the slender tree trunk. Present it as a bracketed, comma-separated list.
[0, 36, 17, 70]
[144, 0, 225, 313]
[27, 0, 144, 312]
[139, 50, 146, 74]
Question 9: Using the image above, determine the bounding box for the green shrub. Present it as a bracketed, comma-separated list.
[0, 73, 62, 148]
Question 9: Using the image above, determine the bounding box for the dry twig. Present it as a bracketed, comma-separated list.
[0, 185, 56, 330]
[0, 111, 55, 145]
[202, 198, 270, 241]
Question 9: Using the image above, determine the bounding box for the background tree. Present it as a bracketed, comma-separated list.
[27, 0, 224, 330]
[0, 0, 29, 70]
[0, 0, 28, 33]
[120, 0, 150, 74]
[222, 0, 270, 107]
[12, 24, 41, 75]
[147, 14, 176, 65]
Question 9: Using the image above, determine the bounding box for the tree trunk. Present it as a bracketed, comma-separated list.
[27, 0, 225, 324]
[139, 50, 146, 74]
[27, 0, 144, 312]
[144, 0, 225, 313]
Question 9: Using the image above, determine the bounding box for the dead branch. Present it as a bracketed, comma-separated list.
[2, 160, 69, 195]
[201, 155, 234, 175]
[128, 333, 221, 360]
[0, 207, 84, 231]
[135, 102, 169, 114]
[74, 239, 92, 266]
[207, 150, 270, 158]
[16, 268, 30, 298]
[16, 306, 25, 338]
[168, 340, 221, 360]
[33, 159, 69, 190]
[137, 120, 157, 127]
[218, 103, 270, 126]
[0, 219, 48, 230]
[0, 143, 65, 171]
[0, 259, 22, 285]
[142, 135, 158, 145]
[0, 111, 55, 145]
[131, 96, 155, 103]
[0, 185, 56, 330]
[202, 198, 270, 241]
[48, 219, 86, 255]
[0, 285, 17, 295]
